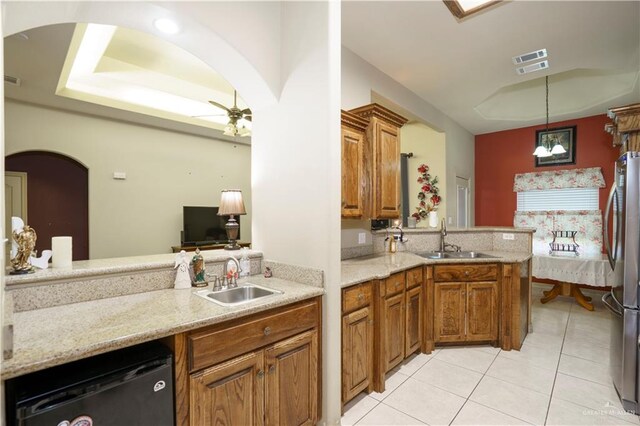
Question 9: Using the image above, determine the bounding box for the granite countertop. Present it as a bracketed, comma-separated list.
[1, 276, 324, 380]
[341, 251, 532, 288]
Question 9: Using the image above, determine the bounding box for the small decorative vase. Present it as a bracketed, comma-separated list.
[428, 211, 438, 228]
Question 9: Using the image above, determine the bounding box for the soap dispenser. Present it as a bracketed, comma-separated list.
[239, 248, 250, 277]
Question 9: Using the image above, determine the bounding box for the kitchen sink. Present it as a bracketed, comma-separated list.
[195, 284, 282, 307]
[417, 251, 496, 259]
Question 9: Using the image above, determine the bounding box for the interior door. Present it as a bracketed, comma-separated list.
[456, 176, 470, 228]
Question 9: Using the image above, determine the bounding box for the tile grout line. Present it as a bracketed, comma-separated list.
[542, 299, 573, 425]
[447, 347, 502, 425]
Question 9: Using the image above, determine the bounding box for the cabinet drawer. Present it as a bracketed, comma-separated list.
[406, 267, 423, 289]
[434, 264, 498, 282]
[343, 282, 372, 313]
[189, 299, 319, 372]
[385, 272, 405, 296]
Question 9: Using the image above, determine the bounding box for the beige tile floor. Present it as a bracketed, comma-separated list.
[342, 283, 640, 426]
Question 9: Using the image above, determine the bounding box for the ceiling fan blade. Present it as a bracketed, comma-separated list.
[191, 113, 228, 118]
[208, 100, 231, 113]
[243, 115, 252, 122]
[241, 108, 252, 115]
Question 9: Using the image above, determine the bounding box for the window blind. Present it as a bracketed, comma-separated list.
[516, 188, 599, 211]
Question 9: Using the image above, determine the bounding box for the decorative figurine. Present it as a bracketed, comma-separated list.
[11, 225, 37, 275]
[264, 266, 273, 278]
[30, 250, 53, 270]
[191, 248, 207, 287]
[174, 250, 192, 289]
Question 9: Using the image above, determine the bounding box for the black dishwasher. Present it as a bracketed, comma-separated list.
[5, 341, 174, 426]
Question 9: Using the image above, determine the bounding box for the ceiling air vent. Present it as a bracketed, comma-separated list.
[512, 49, 547, 65]
[4, 75, 21, 86]
[516, 60, 548, 75]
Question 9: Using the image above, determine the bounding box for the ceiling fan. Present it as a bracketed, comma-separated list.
[197, 90, 252, 137]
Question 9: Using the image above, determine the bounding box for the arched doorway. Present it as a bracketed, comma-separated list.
[5, 151, 89, 260]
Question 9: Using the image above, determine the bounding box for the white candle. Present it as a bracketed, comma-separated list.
[52, 236, 73, 268]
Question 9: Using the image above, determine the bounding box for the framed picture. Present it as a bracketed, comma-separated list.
[534, 125, 577, 167]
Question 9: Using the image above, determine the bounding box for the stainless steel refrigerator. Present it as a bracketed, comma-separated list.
[603, 151, 640, 414]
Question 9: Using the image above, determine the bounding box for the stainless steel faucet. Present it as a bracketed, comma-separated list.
[223, 256, 240, 288]
[440, 218, 461, 252]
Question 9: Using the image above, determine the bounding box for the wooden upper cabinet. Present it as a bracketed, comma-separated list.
[341, 111, 369, 218]
[346, 103, 408, 220]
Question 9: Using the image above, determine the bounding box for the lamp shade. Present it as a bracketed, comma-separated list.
[550, 143, 567, 155]
[218, 190, 246, 216]
[533, 145, 549, 157]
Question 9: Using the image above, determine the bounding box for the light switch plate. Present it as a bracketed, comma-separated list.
[358, 232, 366, 245]
[502, 233, 515, 240]
[113, 172, 127, 180]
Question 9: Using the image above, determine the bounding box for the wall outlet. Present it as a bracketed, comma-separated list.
[358, 232, 366, 245]
[502, 233, 515, 240]
[113, 172, 127, 180]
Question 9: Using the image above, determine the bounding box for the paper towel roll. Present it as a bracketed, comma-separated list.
[52, 236, 73, 268]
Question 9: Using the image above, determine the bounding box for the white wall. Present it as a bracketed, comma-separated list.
[401, 122, 447, 226]
[342, 47, 475, 227]
[252, 2, 341, 423]
[5, 100, 251, 259]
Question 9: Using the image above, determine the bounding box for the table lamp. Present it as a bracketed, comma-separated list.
[218, 189, 246, 250]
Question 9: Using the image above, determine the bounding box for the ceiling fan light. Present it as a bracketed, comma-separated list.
[550, 143, 566, 155]
[223, 123, 238, 136]
[533, 146, 549, 157]
[239, 126, 251, 137]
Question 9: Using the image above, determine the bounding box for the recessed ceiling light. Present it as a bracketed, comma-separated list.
[153, 18, 180, 35]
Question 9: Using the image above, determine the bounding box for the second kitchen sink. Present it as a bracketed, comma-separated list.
[195, 284, 283, 307]
[417, 251, 496, 259]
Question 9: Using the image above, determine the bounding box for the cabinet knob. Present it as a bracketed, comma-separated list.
[465, 271, 470, 276]
[264, 326, 271, 336]
[357, 293, 365, 301]
[268, 365, 276, 374]
[257, 370, 264, 378]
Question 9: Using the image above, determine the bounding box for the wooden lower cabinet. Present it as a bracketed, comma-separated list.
[342, 282, 374, 405]
[434, 282, 466, 343]
[466, 282, 498, 342]
[265, 330, 318, 426]
[405, 285, 423, 356]
[433, 264, 499, 344]
[383, 292, 405, 372]
[342, 307, 373, 403]
[173, 297, 321, 426]
[190, 351, 265, 425]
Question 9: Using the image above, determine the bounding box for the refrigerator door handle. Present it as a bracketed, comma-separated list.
[602, 291, 623, 317]
[604, 183, 617, 270]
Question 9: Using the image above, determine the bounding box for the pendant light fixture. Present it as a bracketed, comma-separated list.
[533, 76, 567, 157]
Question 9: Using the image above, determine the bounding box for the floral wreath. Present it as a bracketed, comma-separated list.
[412, 163, 441, 222]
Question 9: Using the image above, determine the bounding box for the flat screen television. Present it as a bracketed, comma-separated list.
[182, 206, 239, 245]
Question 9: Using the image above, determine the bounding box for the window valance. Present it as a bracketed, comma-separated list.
[513, 167, 605, 192]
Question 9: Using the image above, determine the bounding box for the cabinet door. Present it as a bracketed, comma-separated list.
[434, 283, 466, 343]
[342, 307, 373, 404]
[341, 125, 366, 218]
[190, 351, 265, 426]
[467, 281, 498, 342]
[383, 292, 405, 372]
[373, 120, 401, 219]
[405, 285, 423, 356]
[265, 330, 318, 426]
